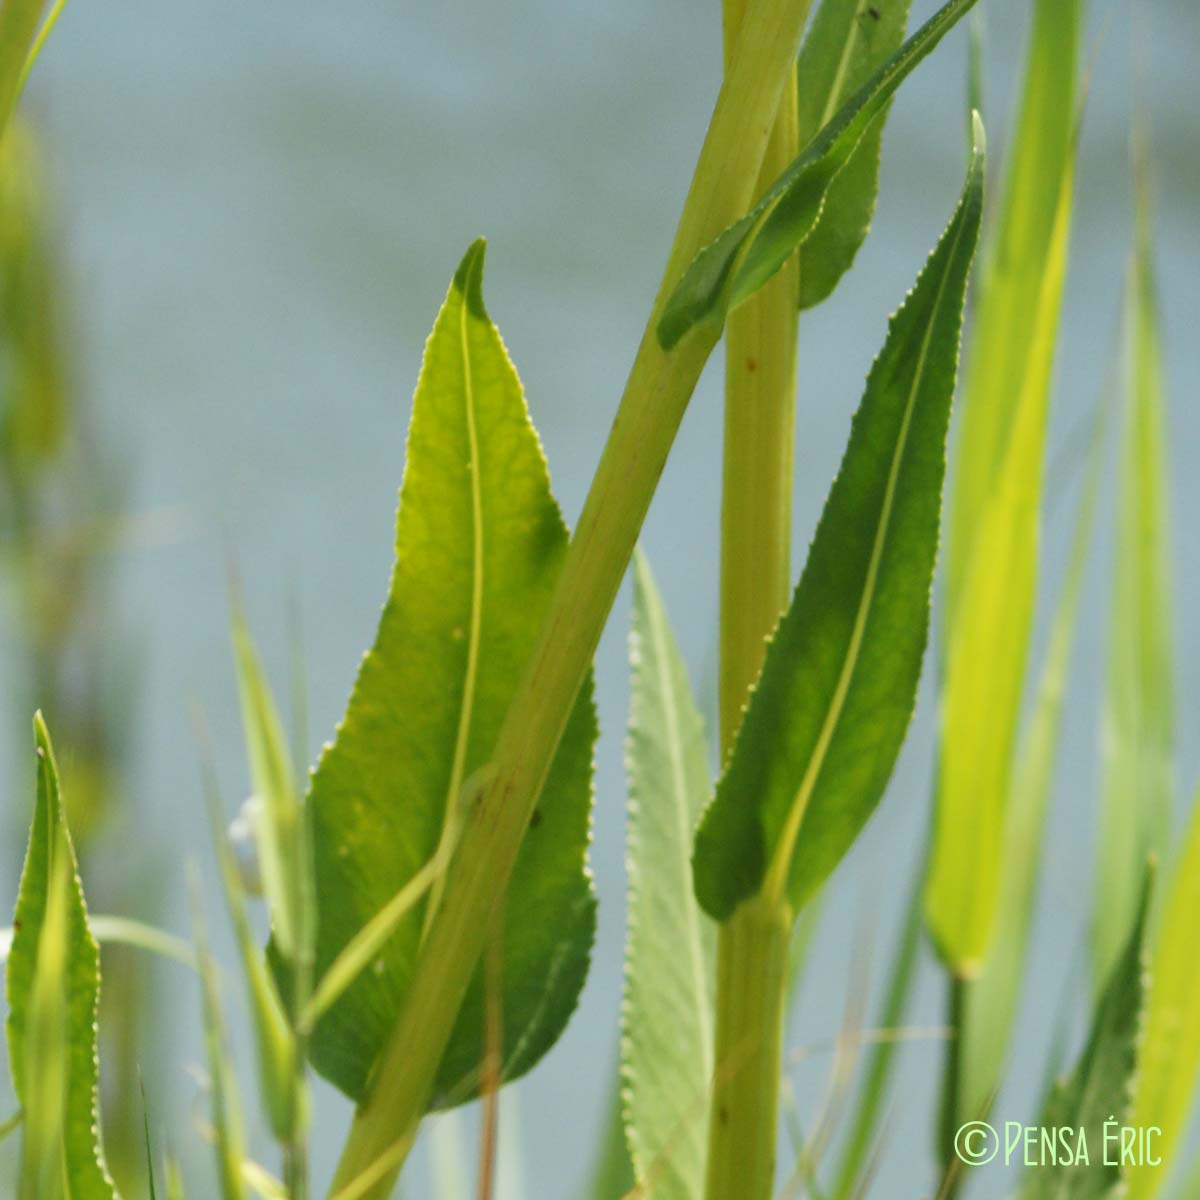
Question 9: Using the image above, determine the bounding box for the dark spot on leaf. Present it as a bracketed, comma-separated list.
[745, 357, 757, 373]
[868, 5, 881, 18]
[719, 1104, 729, 1126]
[530, 807, 543, 829]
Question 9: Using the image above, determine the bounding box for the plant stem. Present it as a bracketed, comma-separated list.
[705, 898, 793, 1200]
[706, 0, 802, 1190]
[326, 0, 815, 1194]
[935, 974, 967, 1200]
[0, 0, 46, 134]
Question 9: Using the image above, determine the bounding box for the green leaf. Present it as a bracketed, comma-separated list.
[584, 1064, 635, 1200]
[1023, 870, 1152, 1200]
[5, 713, 118, 1199]
[656, 0, 979, 349]
[301, 240, 597, 1108]
[620, 552, 716, 1199]
[1126, 780, 1200, 1199]
[693, 121, 984, 922]
[926, 0, 1084, 972]
[232, 612, 311, 976]
[200, 752, 300, 1143]
[953, 397, 1105, 1130]
[1093, 184, 1175, 993]
[188, 870, 248, 1200]
[794, 0, 913, 310]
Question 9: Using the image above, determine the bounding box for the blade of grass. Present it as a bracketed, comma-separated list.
[828, 855, 926, 1200]
[1127, 778, 1200, 1199]
[925, 0, 1084, 973]
[1093, 142, 1175, 993]
[949, 378, 1107, 1140]
[0, 0, 46, 134]
[189, 866, 249, 1200]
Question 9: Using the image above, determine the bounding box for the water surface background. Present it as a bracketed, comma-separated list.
[1, 0, 1197, 1193]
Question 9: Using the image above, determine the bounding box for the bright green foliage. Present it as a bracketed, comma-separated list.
[926, 0, 1083, 972]
[656, 0, 978, 349]
[1127, 780, 1200, 1199]
[5, 714, 118, 1199]
[189, 873, 248, 1200]
[794, 0, 912, 310]
[621, 553, 716, 1199]
[693, 123, 984, 922]
[953, 405, 1105, 1131]
[303, 240, 597, 1107]
[201, 755, 300, 1143]
[1094, 194, 1175, 992]
[1023, 873, 1152, 1200]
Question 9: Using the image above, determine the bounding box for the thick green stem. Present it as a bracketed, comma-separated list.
[326, 1, 815, 1195]
[705, 1, 802, 1196]
[706, 900, 792, 1200]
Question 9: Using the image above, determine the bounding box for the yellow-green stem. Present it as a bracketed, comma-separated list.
[708, 0, 802, 1191]
[0, 0, 46, 135]
[705, 899, 793, 1200]
[327, 0, 815, 1195]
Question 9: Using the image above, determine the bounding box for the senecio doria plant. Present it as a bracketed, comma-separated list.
[2, 0, 1196, 1198]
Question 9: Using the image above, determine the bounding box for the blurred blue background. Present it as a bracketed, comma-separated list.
[1, 0, 1196, 1193]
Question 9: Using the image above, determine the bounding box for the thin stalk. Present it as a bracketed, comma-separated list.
[935, 975, 967, 1199]
[705, 0, 801, 1194]
[326, 0, 816, 1193]
[0, 0, 46, 133]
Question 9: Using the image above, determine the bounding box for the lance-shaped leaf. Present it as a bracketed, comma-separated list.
[953, 399, 1104, 1132]
[794, 0, 912, 310]
[1127, 781, 1200, 1200]
[300, 240, 597, 1108]
[1023, 870, 1152, 1200]
[0, 0, 45, 135]
[5, 714, 118, 1199]
[926, 0, 1083, 972]
[693, 121, 984, 922]
[656, 0, 978, 349]
[620, 553, 716, 1199]
[1093, 184, 1175, 992]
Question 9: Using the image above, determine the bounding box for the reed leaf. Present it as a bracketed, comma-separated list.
[5, 714, 118, 1199]
[301, 239, 597, 1109]
[1126, 779, 1200, 1199]
[621, 552, 716, 1199]
[693, 120, 984, 921]
[1093, 178, 1175, 992]
[926, 0, 1083, 972]
[656, 0, 979, 349]
[794, 0, 912, 309]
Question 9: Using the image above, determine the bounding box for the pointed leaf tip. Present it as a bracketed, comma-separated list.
[452, 238, 489, 319]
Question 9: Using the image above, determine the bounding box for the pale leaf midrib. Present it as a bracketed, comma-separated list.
[763, 211, 968, 909]
[422, 289, 486, 941]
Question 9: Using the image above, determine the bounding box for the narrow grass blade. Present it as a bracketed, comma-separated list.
[693, 120, 984, 921]
[952, 390, 1106, 1131]
[657, 0, 979, 349]
[2, 914, 196, 970]
[620, 552, 716, 1199]
[5, 714, 118, 1198]
[302, 240, 597, 1109]
[793, 0, 913, 310]
[142, 1082, 158, 1200]
[926, 0, 1084, 974]
[189, 869, 249, 1200]
[1126, 779, 1200, 1199]
[1022, 869, 1153, 1199]
[231, 613, 308, 973]
[1093, 172, 1175, 992]
[829, 856, 926, 1199]
[200, 753, 300, 1143]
